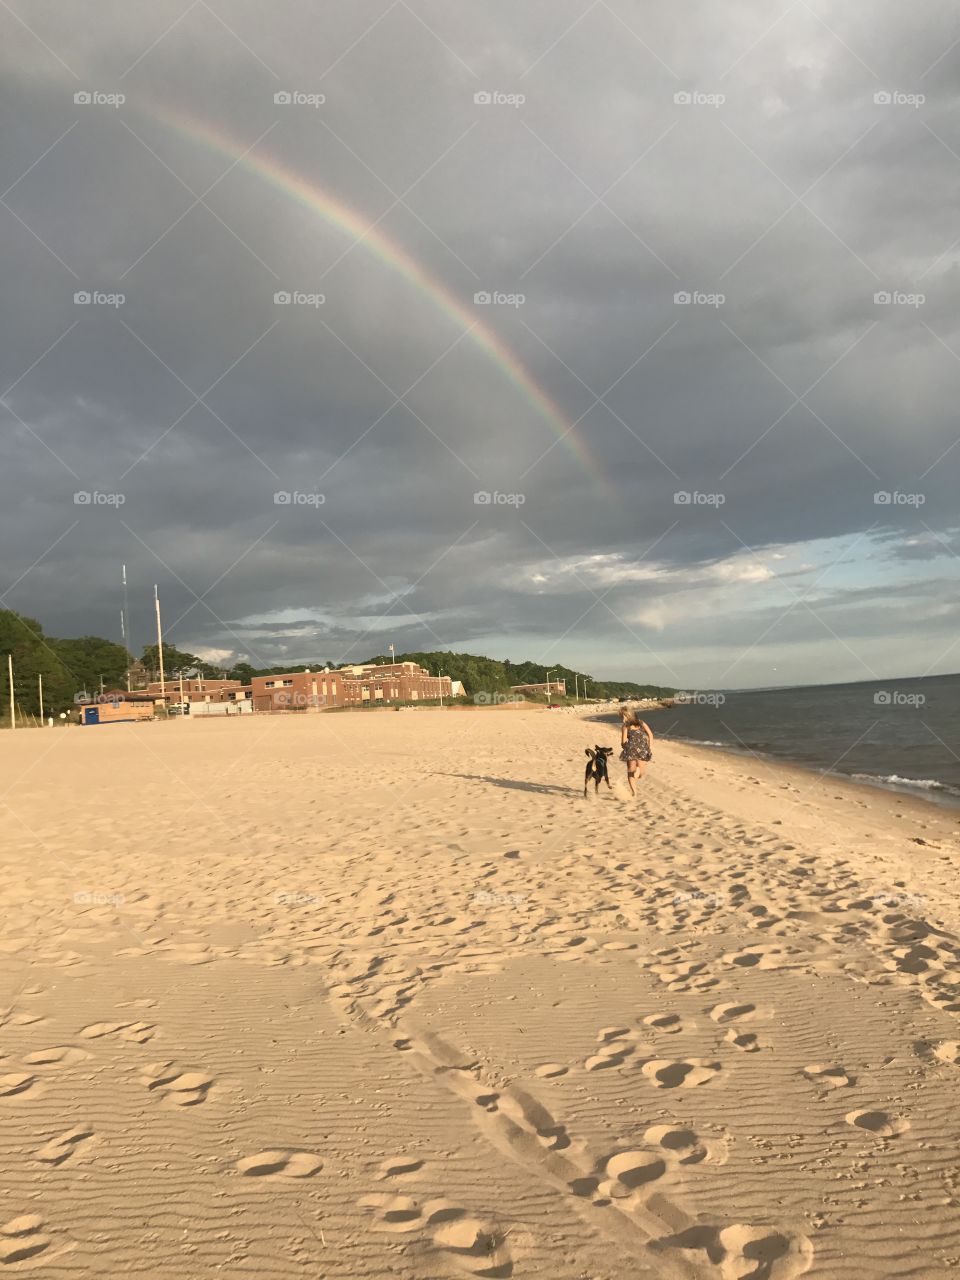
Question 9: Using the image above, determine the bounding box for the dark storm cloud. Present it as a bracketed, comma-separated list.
[2, 0, 959, 682]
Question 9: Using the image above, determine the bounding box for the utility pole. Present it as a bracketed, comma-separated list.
[7, 654, 14, 730]
[439, 671, 444, 709]
[154, 585, 166, 701]
[38, 673, 44, 723]
[574, 673, 579, 702]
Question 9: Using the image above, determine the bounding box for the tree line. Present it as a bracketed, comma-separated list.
[0, 610, 673, 716]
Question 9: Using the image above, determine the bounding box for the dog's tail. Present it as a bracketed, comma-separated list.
[585, 748, 596, 759]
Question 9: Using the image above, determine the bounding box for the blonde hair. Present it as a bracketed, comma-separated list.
[620, 706, 640, 727]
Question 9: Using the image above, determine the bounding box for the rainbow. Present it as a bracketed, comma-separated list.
[151, 109, 607, 488]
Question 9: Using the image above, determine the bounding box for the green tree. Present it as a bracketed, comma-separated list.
[0, 611, 74, 717]
[54, 635, 131, 698]
[140, 642, 203, 677]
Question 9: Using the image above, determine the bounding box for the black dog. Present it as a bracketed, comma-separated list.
[584, 745, 614, 795]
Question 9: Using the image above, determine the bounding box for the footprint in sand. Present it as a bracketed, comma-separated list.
[654, 1221, 813, 1280]
[142, 1062, 214, 1107]
[645, 1124, 721, 1166]
[34, 1126, 95, 1166]
[641, 1012, 684, 1034]
[708, 1002, 758, 1025]
[80, 1021, 156, 1044]
[803, 1064, 852, 1089]
[597, 1149, 667, 1196]
[236, 1150, 323, 1178]
[361, 1193, 424, 1233]
[377, 1156, 424, 1179]
[0, 1214, 50, 1265]
[533, 1063, 568, 1079]
[640, 1058, 722, 1089]
[0, 1073, 39, 1098]
[845, 1108, 909, 1137]
[432, 1214, 513, 1277]
[725, 1029, 763, 1053]
[933, 1041, 960, 1065]
[23, 1046, 90, 1069]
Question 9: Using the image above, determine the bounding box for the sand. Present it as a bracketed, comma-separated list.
[1, 707, 960, 1279]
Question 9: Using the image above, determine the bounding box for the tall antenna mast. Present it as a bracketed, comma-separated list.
[154, 584, 166, 700]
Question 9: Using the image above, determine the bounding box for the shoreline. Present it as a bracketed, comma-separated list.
[576, 702, 960, 817]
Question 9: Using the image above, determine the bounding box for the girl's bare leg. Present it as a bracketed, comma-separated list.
[626, 763, 637, 796]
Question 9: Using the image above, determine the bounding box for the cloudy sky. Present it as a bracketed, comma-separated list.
[2, 0, 959, 689]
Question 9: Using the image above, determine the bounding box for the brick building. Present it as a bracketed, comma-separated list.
[509, 679, 566, 698]
[144, 678, 252, 707]
[250, 662, 453, 712]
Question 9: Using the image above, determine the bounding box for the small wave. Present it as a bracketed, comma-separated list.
[852, 772, 952, 793]
[674, 738, 729, 749]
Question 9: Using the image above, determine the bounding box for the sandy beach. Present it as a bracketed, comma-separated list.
[2, 708, 960, 1279]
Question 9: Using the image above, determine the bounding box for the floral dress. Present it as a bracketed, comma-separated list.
[620, 725, 652, 763]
